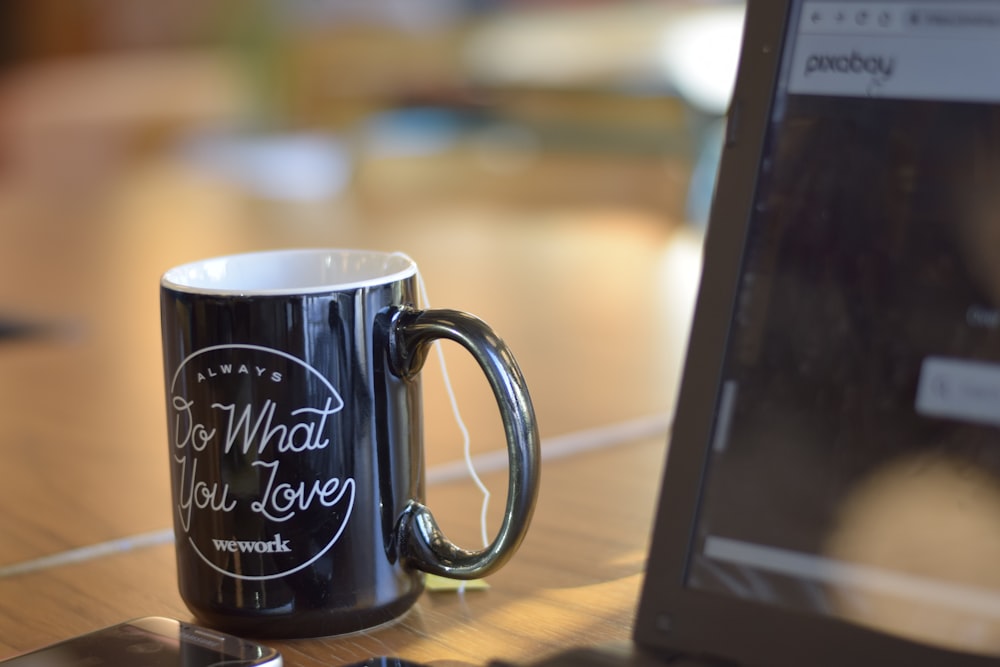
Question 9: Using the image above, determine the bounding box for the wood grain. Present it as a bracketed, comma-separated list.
[0, 437, 666, 666]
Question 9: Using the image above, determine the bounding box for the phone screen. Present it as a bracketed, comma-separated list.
[1, 618, 280, 667]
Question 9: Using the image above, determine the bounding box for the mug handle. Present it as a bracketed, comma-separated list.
[387, 307, 540, 580]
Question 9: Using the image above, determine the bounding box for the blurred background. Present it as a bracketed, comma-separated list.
[0, 0, 747, 560]
[0, 0, 744, 223]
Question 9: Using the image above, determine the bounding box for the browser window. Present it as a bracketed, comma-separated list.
[687, 0, 1000, 656]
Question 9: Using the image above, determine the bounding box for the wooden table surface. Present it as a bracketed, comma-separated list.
[0, 59, 701, 666]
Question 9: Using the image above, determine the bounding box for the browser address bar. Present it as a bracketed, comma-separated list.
[910, 6, 1000, 31]
[800, 2, 1000, 38]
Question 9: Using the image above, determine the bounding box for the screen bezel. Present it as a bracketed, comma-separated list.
[633, 1, 1000, 665]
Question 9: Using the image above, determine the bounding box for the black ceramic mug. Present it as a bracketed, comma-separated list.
[160, 249, 540, 638]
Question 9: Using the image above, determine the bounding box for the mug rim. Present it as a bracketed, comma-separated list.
[161, 248, 417, 296]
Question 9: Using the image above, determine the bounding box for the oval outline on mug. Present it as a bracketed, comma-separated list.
[170, 343, 355, 581]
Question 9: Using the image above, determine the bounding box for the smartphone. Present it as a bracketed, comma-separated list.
[0, 617, 281, 667]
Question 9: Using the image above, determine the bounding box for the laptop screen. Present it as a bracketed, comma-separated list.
[687, 0, 1000, 655]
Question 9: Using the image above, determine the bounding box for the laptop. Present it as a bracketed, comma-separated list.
[496, 1, 1000, 665]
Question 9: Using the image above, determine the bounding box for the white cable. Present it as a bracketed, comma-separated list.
[410, 264, 493, 553]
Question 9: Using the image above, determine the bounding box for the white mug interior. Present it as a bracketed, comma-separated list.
[161, 249, 417, 296]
